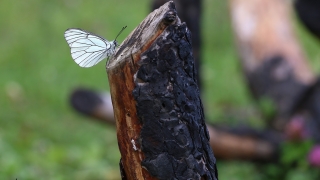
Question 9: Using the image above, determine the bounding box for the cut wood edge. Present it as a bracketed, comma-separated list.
[107, 1, 179, 69]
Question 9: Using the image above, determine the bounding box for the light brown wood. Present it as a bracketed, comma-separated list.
[207, 126, 277, 161]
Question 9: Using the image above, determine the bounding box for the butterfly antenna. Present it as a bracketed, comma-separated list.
[114, 26, 127, 41]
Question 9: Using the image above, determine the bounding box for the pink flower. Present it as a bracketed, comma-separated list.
[308, 145, 320, 167]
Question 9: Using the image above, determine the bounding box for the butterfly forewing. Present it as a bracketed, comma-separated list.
[64, 29, 90, 45]
[64, 28, 113, 68]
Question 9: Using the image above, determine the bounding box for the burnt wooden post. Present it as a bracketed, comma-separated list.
[230, 0, 316, 130]
[152, 0, 203, 88]
[107, 1, 218, 179]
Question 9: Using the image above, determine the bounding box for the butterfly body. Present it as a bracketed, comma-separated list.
[64, 26, 126, 67]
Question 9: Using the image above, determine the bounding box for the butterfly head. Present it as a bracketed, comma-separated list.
[113, 40, 118, 47]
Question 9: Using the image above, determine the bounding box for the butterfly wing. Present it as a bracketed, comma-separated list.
[64, 28, 114, 67]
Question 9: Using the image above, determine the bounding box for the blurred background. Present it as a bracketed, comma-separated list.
[1, 0, 320, 179]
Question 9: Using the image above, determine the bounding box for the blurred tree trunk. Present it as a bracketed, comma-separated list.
[152, 0, 203, 89]
[107, 2, 217, 179]
[229, 0, 316, 130]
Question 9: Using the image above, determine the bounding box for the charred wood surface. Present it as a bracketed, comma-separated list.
[152, 0, 202, 88]
[107, 1, 217, 179]
[132, 21, 217, 180]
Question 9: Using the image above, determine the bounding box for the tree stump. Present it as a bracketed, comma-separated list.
[230, 0, 316, 130]
[107, 1, 218, 179]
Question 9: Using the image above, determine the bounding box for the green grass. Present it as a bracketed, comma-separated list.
[1, 0, 320, 179]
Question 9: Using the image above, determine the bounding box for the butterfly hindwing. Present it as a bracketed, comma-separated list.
[64, 28, 113, 67]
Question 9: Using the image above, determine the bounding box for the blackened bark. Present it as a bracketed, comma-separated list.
[152, 0, 202, 88]
[246, 55, 310, 119]
[132, 23, 217, 180]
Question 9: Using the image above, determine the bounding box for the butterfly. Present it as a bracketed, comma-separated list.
[64, 26, 127, 67]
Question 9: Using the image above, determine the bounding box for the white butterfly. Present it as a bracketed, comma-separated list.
[64, 26, 127, 67]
